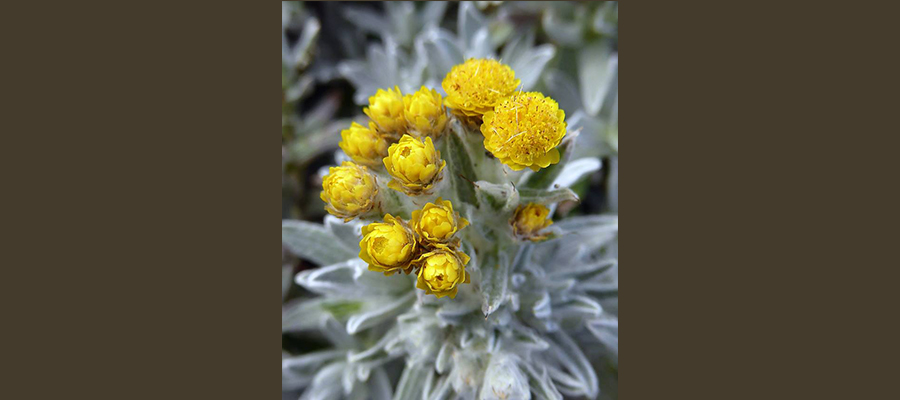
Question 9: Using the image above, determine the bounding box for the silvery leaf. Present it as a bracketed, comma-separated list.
[342, 6, 388, 35]
[370, 367, 394, 400]
[480, 250, 511, 316]
[445, 123, 480, 206]
[587, 315, 619, 361]
[300, 362, 345, 400]
[542, 5, 585, 46]
[420, 2, 448, 28]
[508, 44, 556, 91]
[282, 264, 293, 301]
[420, 27, 465, 82]
[475, 180, 518, 212]
[479, 353, 530, 400]
[543, 69, 583, 117]
[523, 364, 563, 400]
[551, 157, 601, 189]
[282, 220, 356, 267]
[393, 361, 431, 400]
[295, 260, 362, 296]
[547, 331, 599, 399]
[385, 2, 415, 46]
[458, 2, 487, 52]
[435, 341, 454, 374]
[348, 327, 398, 365]
[282, 350, 345, 390]
[518, 187, 579, 206]
[548, 258, 616, 278]
[323, 215, 362, 251]
[428, 374, 454, 400]
[346, 291, 416, 334]
[282, 298, 331, 332]
[466, 27, 493, 59]
[578, 40, 617, 116]
[553, 295, 603, 320]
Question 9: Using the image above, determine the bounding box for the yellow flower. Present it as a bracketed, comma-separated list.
[320, 161, 378, 221]
[359, 214, 417, 275]
[403, 86, 448, 138]
[339, 121, 389, 167]
[364, 86, 406, 139]
[414, 244, 471, 299]
[442, 58, 520, 118]
[481, 91, 567, 171]
[383, 134, 446, 195]
[411, 198, 469, 244]
[511, 203, 553, 241]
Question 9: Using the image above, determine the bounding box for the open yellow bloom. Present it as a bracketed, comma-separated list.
[411, 198, 469, 244]
[364, 86, 406, 139]
[320, 161, 378, 221]
[481, 91, 567, 171]
[511, 203, 554, 241]
[359, 214, 417, 275]
[442, 58, 520, 118]
[383, 134, 446, 195]
[414, 244, 471, 299]
[403, 86, 448, 138]
[339, 121, 388, 167]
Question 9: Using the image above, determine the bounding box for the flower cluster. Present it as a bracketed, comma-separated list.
[359, 198, 470, 298]
[443, 58, 567, 171]
[322, 58, 569, 298]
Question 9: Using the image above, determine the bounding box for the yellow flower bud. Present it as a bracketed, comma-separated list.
[442, 58, 520, 118]
[414, 244, 471, 299]
[403, 86, 448, 138]
[481, 91, 567, 171]
[363, 86, 406, 139]
[411, 198, 468, 244]
[320, 161, 378, 221]
[359, 214, 418, 275]
[511, 203, 553, 241]
[383, 134, 446, 195]
[339, 121, 388, 167]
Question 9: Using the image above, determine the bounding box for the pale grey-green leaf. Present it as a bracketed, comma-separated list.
[282, 220, 356, 266]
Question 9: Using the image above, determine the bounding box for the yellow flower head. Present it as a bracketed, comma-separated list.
[359, 214, 417, 275]
[415, 244, 471, 299]
[403, 86, 448, 138]
[442, 58, 520, 118]
[364, 86, 406, 139]
[411, 198, 469, 244]
[320, 161, 378, 221]
[511, 203, 554, 241]
[383, 134, 446, 195]
[481, 91, 567, 171]
[339, 121, 389, 167]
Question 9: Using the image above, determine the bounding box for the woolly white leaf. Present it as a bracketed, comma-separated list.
[428, 374, 454, 400]
[480, 250, 511, 316]
[479, 353, 530, 400]
[547, 331, 599, 399]
[393, 361, 431, 400]
[551, 157, 601, 189]
[508, 44, 556, 91]
[323, 216, 363, 251]
[282, 298, 331, 332]
[300, 362, 345, 400]
[518, 187, 579, 206]
[282, 220, 356, 266]
[578, 40, 617, 116]
[458, 2, 487, 52]
[523, 364, 563, 400]
[347, 291, 416, 334]
[282, 264, 293, 301]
